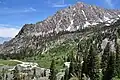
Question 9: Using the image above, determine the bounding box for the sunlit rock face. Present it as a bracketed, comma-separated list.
[0, 61, 50, 80]
[0, 2, 120, 56]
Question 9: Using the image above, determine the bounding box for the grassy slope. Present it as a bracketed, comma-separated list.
[23, 39, 78, 71]
[37, 40, 77, 69]
[0, 60, 21, 66]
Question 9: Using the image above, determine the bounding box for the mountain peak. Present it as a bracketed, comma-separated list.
[0, 2, 120, 55]
[76, 2, 87, 6]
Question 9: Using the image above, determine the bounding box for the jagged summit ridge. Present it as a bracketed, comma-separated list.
[17, 2, 120, 36]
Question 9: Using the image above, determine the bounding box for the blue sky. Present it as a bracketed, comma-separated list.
[0, 0, 120, 38]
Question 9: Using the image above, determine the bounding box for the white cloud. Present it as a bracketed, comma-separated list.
[105, 0, 114, 8]
[52, 4, 69, 8]
[0, 24, 20, 38]
[23, 7, 36, 12]
[47, 0, 70, 8]
[0, 7, 37, 14]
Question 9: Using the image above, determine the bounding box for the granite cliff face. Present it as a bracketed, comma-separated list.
[0, 2, 120, 56]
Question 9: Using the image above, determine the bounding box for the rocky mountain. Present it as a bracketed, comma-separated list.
[0, 2, 120, 57]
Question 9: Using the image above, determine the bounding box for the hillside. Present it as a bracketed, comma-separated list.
[0, 2, 120, 57]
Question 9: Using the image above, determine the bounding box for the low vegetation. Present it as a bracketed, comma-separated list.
[0, 59, 21, 66]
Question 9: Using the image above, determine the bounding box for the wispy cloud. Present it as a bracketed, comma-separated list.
[52, 4, 70, 8]
[23, 7, 36, 12]
[0, 24, 20, 38]
[47, 0, 70, 8]
[0, 7, 37, 14]
[105, 0, 114, 8]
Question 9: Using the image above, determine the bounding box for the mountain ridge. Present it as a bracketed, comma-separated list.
[0, 2, 120, 56]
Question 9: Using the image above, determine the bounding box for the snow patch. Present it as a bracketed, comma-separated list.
[55, 19, 63, 33]
[66, 19, 74, 31]
[81, 10, 87, 20]
[102, 31, 105, 33]
[105, 18, 118, 26]
[32, 32, 42, 36]
[91, 22, 99, 25]
[47, 29, 53, 34]
[118, 15, 120, 17]
[71, 19, 74, 25]
[105, 23, 110, 26]
[66, 26, 71, 31]
[83, 21, 91, 28]
[107, 19, 115, 23]
[73, 8, 76, 10]
[55, 27, 63, 33]
[77, 26, 80, 30]
[107, 13, 112, 17]
[116, 17, 119, 20]
[73, 14, 76, 17]
[99, 18, 104, 22]
[104, 16, 110, 21]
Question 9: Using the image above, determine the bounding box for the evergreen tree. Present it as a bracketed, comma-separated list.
[67, 43, 83, 80]
[49, 59, 57, 80]
[6, 74, 8, 80]
[101, 42, 110, 78]
[102, 41, 116, 80]
[32, 68, 36, 79]
[75, 43, 83, 80]
[64, 68, 69, 80]
[87, 45, 101, 80]
[115, 41, 120, 78]
[0, 76, 2, 80]
[102, 52, 116, 80]
[82, 39, 90, 77]
[68, 57, 75, 79]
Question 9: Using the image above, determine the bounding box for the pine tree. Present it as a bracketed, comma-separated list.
[64, 68, 69, 80]
[73, 43, 83, 79]
[32, 68, 36, 79]
[102, 52, 116, 80]
[82, 39, 93, 79]
[115, 41, 120, 78]
[101, 42, 110, 78]
[49, 59, 57, 80]
[82, 39, 90, 77]
[102, 41, 116, 80]
[87, 45, 101, 80]
[68, 57, 75, 79]
[67, 43, 84, 80]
